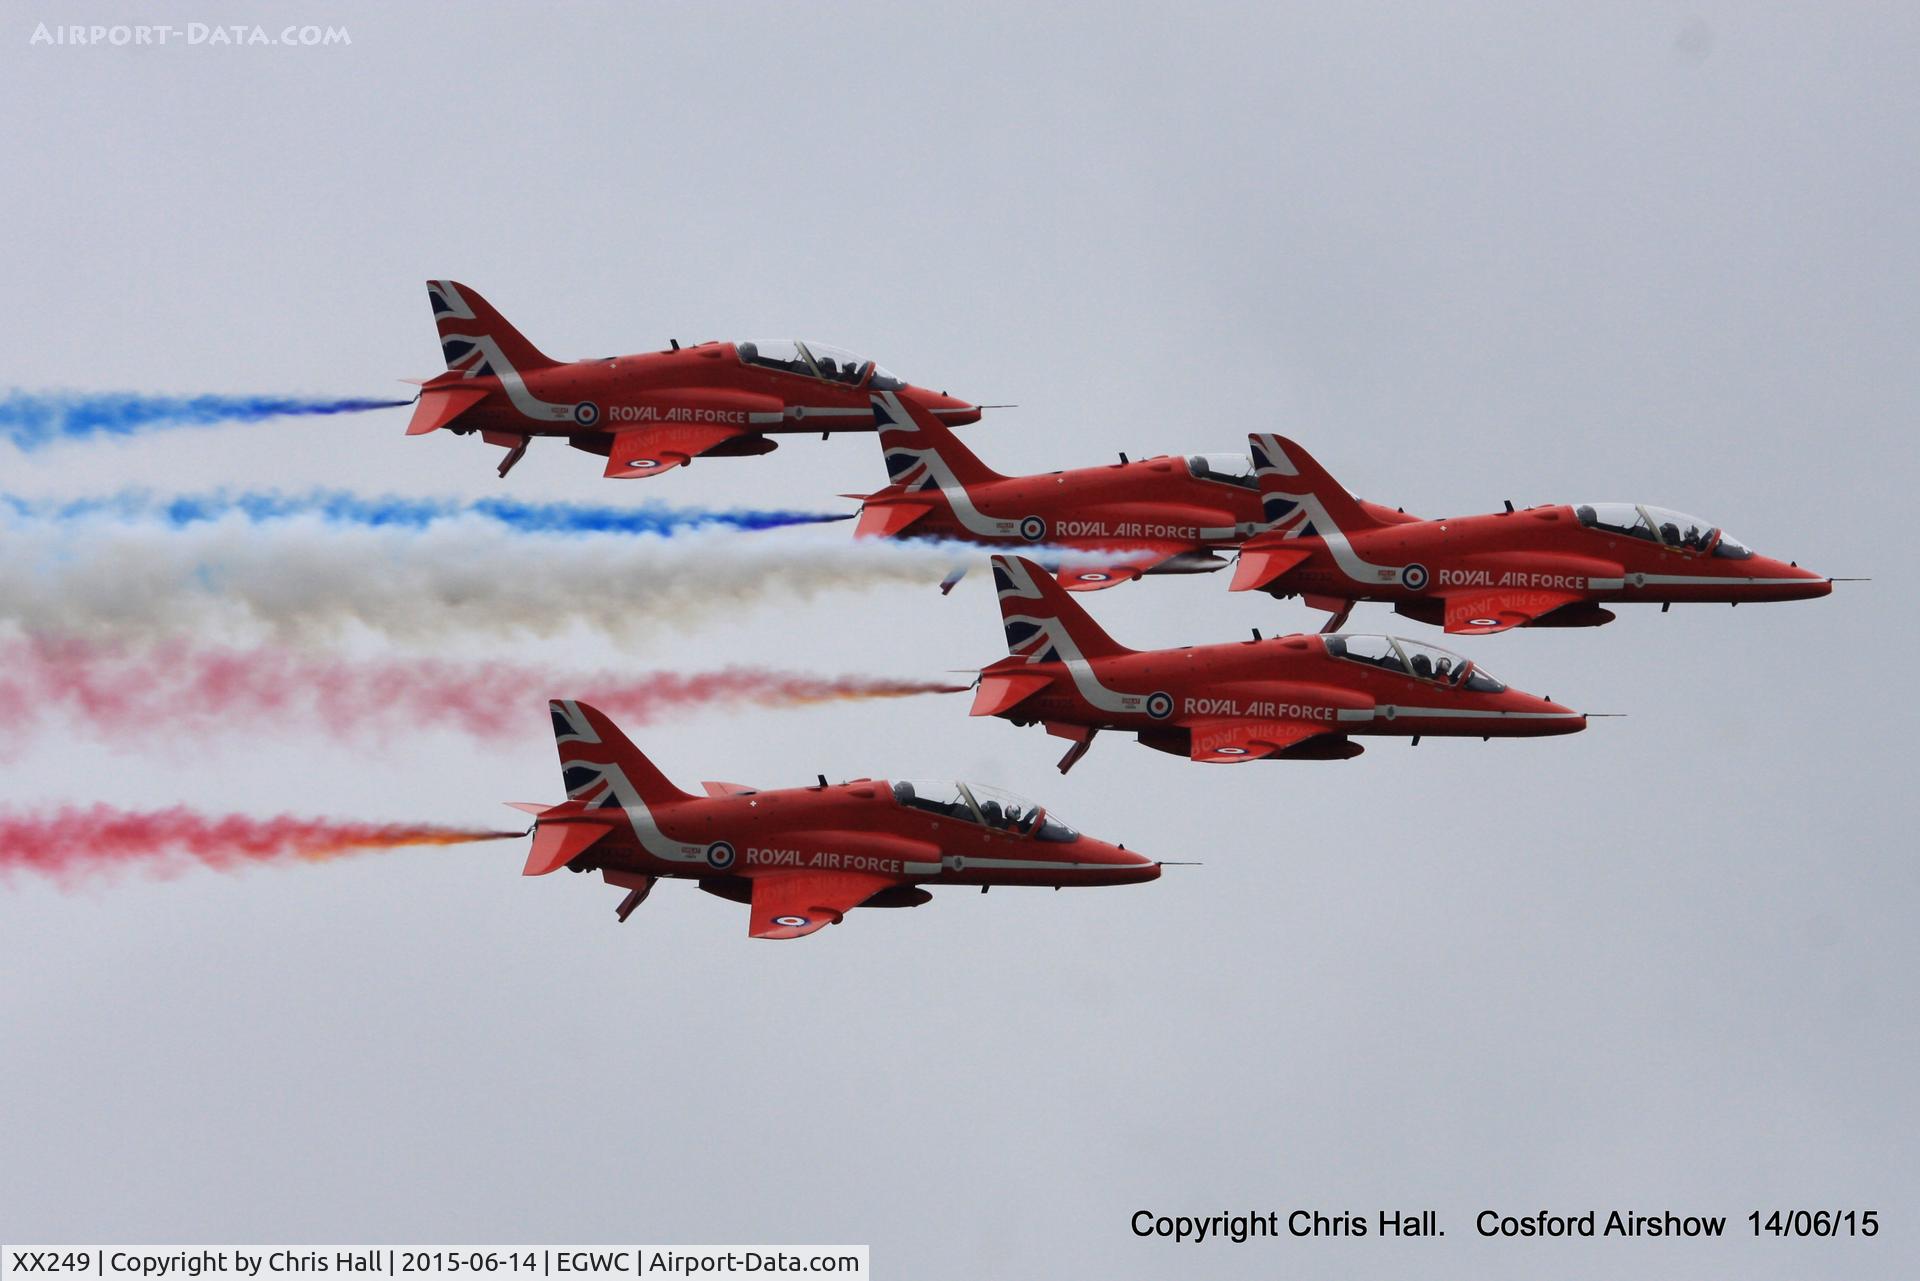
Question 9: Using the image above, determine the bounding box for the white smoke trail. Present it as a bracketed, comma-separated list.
[0, 516, 987, 643]
[0, 512, 1159, 643]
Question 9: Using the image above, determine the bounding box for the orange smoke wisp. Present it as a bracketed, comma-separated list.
[0, 640, 966, 749]
[0, 803, 524, 886]
[596, 671, 971, 716]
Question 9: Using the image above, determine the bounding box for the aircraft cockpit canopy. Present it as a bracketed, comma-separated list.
[738, 339, 904, 389]
[795, 341, 871, 385]
[1575, 503, 1752, 558]
[1325, 634, 1507, 692]
[891, 779, 1078, 841]
[1186, 453, 1259, 489]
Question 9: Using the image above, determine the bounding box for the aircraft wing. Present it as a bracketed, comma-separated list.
[1441, 588, 1588, 634]
[602, 423, 751, 478]
[1056, 542, 1203, 592]
[1182, 716, 1332, 763]
[747, 869, 902, 939]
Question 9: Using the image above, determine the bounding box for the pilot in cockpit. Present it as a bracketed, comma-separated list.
[1577, 503, 1739, 557]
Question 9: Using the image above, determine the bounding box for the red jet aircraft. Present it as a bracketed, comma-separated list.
[1232, 434, 1837, 633]
[855, 390, 1328, 591]
[513, 700, 1161, 938]
[974, 555, 1586, 771]
[407, 280, 978, 478]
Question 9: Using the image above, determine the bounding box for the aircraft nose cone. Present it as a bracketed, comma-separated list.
[1754, 555, 1833, 599]
[1789, 563, 1833, 597]
[1101, 843, 1161, 883]
[912, 385, 981, 425]
[1511, 692, 1587, 734]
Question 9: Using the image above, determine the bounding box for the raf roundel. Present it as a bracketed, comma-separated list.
[1145, 691, 1175, 720]
[1399, 562, 1430, 591]
[573, 401, 601, 427]
[773, 915, 810, 928]
[705, 840, 737, 871]
[1019, 515, 1047, 542]
[1215, 746, 1250, 756]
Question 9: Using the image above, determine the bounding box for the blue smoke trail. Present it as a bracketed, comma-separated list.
[0, 489, 851, 535]
[0, 389, 414, 449]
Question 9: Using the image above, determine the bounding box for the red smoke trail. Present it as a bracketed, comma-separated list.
[0, 639, 968, 749]
[0, 803, 525, 885]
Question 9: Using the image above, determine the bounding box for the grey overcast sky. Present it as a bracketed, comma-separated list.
[2, 2, 1915, 1277]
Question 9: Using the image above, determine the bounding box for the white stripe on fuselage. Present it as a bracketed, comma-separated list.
[558, 763, 703, 864]
[943, 856, 1139, 872]
[905, 448, 1010, 537]
[1268, 492, 1402, 585]
[445, 333, 577, 423]
[1588, 574, 1816, 589]
[747, 407, 872, 425]
[1004, 613, 1141, 715]
[1343, 706, 1572, 722]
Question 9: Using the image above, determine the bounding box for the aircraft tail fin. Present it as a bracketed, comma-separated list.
[991, 554, 1132, 663]
[1248, 433, 1389, 536]
[872, 390, 1003, 490]
[548, 699, 694, 810]
[427, 279, 559, 377]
